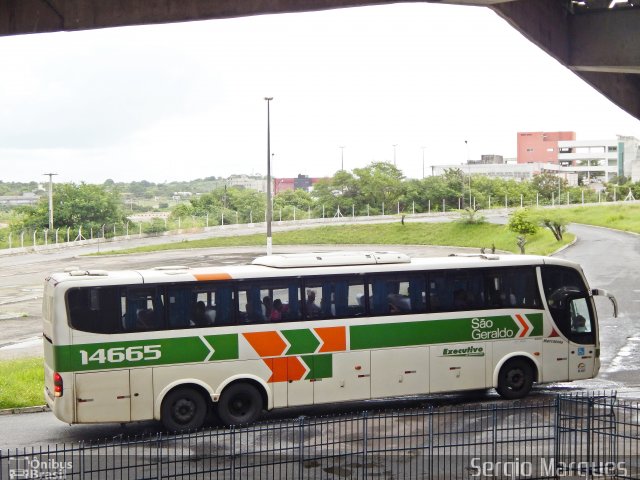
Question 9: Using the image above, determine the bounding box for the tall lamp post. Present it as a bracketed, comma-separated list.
[392, 144, 397, 166]
[339, 146, 345, 171]
[465, 140, 471, 207]
[44, 173, 57, 229]
[264, 97, 274, 255]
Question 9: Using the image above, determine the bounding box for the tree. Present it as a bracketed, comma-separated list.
[536, 211, 567, 241]
[531, 173, 566, 201]
[508, 209, 538, 236]
[508, 209, 538, 253]
[14, 183, 126, 231]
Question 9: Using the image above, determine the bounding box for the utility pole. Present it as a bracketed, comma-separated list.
[43, 173, 58, 229]
[264, 97, 274, 255]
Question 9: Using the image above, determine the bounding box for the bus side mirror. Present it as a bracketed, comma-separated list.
[592, 289, 618, 318]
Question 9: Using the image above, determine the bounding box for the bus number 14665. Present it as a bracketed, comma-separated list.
[79, 345, 161, 365]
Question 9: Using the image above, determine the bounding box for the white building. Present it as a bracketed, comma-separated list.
[226, 175, 268, 192]
[556, 136, 640, 183]
[433, 135, 639, 184]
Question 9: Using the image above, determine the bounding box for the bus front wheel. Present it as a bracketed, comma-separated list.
[496, 359, 533, 400]
[161, 387, 208, 432]
[217, 382, 263, 426]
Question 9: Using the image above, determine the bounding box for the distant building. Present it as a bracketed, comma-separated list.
[434, 132, 640, 184]
[469, 155, 504, 165]
[517, 131, 576, 164]
[557, 135, 640, 182]
[226, 175, 268, 192]
[0, 192, 40, 206]
[431, 163, 542, 181]
[273, 174, 326, 194]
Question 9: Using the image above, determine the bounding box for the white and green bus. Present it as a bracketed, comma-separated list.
[43, 251, 617, 431]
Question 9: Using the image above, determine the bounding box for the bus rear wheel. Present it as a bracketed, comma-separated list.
[496, 359, 533, 400]
[217, 382, 263, 426]
[161, 387, 208, 432]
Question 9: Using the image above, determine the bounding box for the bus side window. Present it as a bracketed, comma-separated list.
[124, 288, 165, 332]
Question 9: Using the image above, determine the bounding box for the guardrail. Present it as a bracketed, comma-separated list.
[1, 392, 637, 479]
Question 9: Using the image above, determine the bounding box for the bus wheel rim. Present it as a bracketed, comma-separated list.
[173, 398, 196, 423]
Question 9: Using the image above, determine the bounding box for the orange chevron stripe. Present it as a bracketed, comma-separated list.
[515, 314, 530, 337]
[264, 356, 307, 383]
[243, 331, 287, 357]
[286, 357, 307, 381]
[315, 326, 346, 353]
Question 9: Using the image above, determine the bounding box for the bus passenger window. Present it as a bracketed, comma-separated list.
[307, 277, 364, 319]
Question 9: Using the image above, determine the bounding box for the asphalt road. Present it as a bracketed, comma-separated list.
[0, 219, 638, 449]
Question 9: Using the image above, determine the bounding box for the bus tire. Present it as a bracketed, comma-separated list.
[161, 387, 208, 432]
[217, 382, 263, 426]
[496, 358, 533, 400]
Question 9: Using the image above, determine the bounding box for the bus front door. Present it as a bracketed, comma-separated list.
[567, 296, 598, 380]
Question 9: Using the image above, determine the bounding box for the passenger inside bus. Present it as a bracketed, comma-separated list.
[137, 309, 157, 330]
[306, 290, 321, 318]
[262, 296, 272, 319]
[192, 301, 209, 326]
[270, 299, 283, 322]
[572, 314, 589, 333]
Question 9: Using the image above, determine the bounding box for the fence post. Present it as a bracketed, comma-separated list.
[428, 405, 434, 479]
[230, 425, 236, 480]
[362, 411, 369, 477]
[156, 433, 162, 480]
[492, 404, 498, 466]
[79, 440, 85, 480]
[554, 394, 561, 470]
[587, 397, 593, 471]
[298, 416, 305, 479]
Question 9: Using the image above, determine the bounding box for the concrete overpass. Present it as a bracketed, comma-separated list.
[1, 0, 639, 121]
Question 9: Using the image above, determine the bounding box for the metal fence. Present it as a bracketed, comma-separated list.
[1, 392, 638, 479]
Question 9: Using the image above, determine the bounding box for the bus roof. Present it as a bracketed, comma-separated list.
[44, 252, 582, 287]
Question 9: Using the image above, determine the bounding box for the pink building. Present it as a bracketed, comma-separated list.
[517, 131, 575, 164]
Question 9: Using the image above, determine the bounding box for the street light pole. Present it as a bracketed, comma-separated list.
[465, 140, 471, 208]
[264, 97, 274, 255]
[339, 146, 345, 171]
[392, 144, 397, 166]
[43, 173, 57, 230]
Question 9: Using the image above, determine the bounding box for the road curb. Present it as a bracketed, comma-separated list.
[549, 235, 578, 256]
[0, 404, 49, 416]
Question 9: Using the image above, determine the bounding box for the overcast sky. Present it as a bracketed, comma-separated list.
[1, 3, 639, 184]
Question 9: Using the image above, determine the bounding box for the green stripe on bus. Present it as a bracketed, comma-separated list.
[301, 354, 332, 380]
[282, 329, 320, 355]
[528, 313, 543, 337]
[350, 313, 543, 350]
[53, 334, 239, 372]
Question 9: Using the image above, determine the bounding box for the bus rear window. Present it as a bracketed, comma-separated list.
[67, 287, 122, 334]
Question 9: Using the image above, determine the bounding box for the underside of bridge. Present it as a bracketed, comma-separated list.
[1, 0, 639, 121]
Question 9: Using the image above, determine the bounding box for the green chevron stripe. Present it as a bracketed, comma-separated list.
[527, 313, 544, 337]
[282, 329, 320, 355]
[301, 354, 332, 380]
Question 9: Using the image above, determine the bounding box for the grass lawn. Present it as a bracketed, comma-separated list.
[97, 221, 573, 256]
[0, 357, 44, 409]
[556, 203, 640, 234]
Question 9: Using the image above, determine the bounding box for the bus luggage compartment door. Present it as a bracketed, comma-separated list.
[429, 343, 486, 393]
[75, 370, 131, 423]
